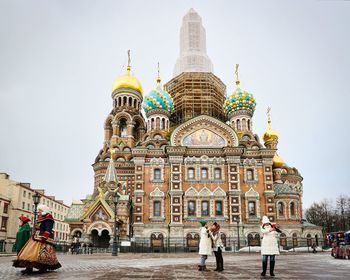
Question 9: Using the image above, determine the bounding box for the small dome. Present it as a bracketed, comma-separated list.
[273, 153, 284, 168]
[112, 71, 143, 94]
[263, 126, 279, 143]
[224, 87, 256, 115]
[143, 87, 173, 114]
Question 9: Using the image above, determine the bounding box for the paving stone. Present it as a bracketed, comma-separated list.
[0, 252, 349, 280]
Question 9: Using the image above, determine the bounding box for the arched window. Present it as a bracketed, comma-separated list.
[188, 168, 195, 179]
[278, 202, 285, 216]
[290, 202, 295, 216]
[237, 119, 241, 130]
[161, 118, 165, 130]
[188, 201, 196, 216]
[153, 168, 161, 180]
[292, 233, 298, 247]
[280, 233, 287, 247]
[153, 201, 161, 217]
[123, 96, 127, 106]
[133, 99, 137, 108]
[201, 168, 208, 179]
[119, 119, 127, 137]
[214, 168, 221, 179]
[246, 169, 254, 181]
[201, 201, 209, 216]
[215, 201, 223, 216]
[248, 201, 256, 216]
[128, 97, 132, 106]
[247, 119, 251, 131]
[118, 96, 122, 106]
[151, 118, 155, 129]
[242, 119, 247, 130]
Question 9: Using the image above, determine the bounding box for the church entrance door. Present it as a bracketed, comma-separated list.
[91, 229, 110, 248]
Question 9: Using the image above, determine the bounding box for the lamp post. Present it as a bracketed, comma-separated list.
[112, 192, 120, 256]
[32, 192, 41, 234]
[236, 217, 240, 251]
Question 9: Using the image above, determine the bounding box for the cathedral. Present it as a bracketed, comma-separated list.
[65, 9, 322, 250]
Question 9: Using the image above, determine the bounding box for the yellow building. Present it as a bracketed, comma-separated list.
[0, 173, 70, 252]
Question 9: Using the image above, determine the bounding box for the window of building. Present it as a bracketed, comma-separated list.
[188, 201, 196, 216]
[154, 168, 161, 180]
[215, 201, 223, 216]
[237, 119, 241, 130]
[3, 203, 8, 214]
[153, 201, 161, 217]
[278, 202, 285, 216]
[248, 201, 256, 216]
[28, 193, 31, 199]
[188, 168, 195, 179]
[23, 190, 26, 198]
[1, 217, 8, 230]
[120, 119, 127, 137]
[214, 168, 221, 179]
[22, 202, 25, 209]
[290, 202, 295, 216]
[247, 169, 254, 181]
[201, 201, 209, 216]
[27, 203, 30, 211]
[201, 168, 208, 179]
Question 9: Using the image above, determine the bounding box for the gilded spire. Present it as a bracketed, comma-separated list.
[127, 49, 131, 74]
[235, 64, 240, 87]
[267, 106, 272, 127]
[263, 106, 279, 144]
[156, 62, 161, 88]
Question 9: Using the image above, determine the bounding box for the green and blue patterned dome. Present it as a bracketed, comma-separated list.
[143, 78, 173, 114]
[224, 87, 256, 115]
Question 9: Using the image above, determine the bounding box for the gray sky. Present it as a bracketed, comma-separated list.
[0, 0, 349, 208]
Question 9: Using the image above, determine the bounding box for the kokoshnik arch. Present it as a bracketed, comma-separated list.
[65, 9, 322, 250]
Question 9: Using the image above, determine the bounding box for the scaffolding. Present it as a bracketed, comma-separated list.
[164, 72, 226, 125]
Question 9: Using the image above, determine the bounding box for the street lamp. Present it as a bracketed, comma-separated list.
[236, 217, 240, 251]
[112, 192, 120, 256]
[32, 192, 41, 234]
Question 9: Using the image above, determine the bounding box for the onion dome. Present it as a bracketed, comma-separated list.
[143, 65, 173, 114]
[273, 153, 285, 168]
[224, 65, 256, 115]
[263, 107, 279, 143]
[112, 50, 143, 94]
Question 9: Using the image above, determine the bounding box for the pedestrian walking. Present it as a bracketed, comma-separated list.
[13, 204, 62, 274]
[260, 216, 280, 277]
[210, 222, 224, 272]
[13, 216, 32, 274]
[198, 220, 212, 271]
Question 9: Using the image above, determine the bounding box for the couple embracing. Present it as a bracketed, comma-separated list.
[198, 220, 224, 272]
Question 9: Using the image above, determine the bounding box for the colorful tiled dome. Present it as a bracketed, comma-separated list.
[143, 84, 173, 114]
[224, 87, 256, 115]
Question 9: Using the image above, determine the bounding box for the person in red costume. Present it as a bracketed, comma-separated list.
[13, 204, 61, 274]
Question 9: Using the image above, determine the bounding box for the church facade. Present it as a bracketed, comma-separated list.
[65, 9, 322, 250]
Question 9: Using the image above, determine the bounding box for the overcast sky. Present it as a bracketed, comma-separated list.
[0, 0, 349, 209]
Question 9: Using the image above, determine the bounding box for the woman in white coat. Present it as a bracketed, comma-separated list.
[198, 220, 212, 271]
[260, 216, 280, 277]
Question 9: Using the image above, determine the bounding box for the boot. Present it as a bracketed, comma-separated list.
[21, 268, 33, 274]
[202, 265, 210, 271]
[261, 260, 267, 276]
[270, 260, 275, 277]
[198, 265, 203, 271]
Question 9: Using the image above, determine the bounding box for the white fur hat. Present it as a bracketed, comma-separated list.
[262, 216, 270, 224]
[37, 204, 51, 215]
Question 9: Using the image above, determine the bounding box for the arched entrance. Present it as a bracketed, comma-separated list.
[91, 229, 110, 248]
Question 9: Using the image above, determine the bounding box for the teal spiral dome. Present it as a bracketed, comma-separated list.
[143, 86, 174, 114]
[224, 87, 256, 115]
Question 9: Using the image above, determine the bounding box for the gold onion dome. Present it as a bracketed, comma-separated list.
[273, 153, 285, 168]
[112, 50, 143, 94]
[263, 107, 279, 143]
